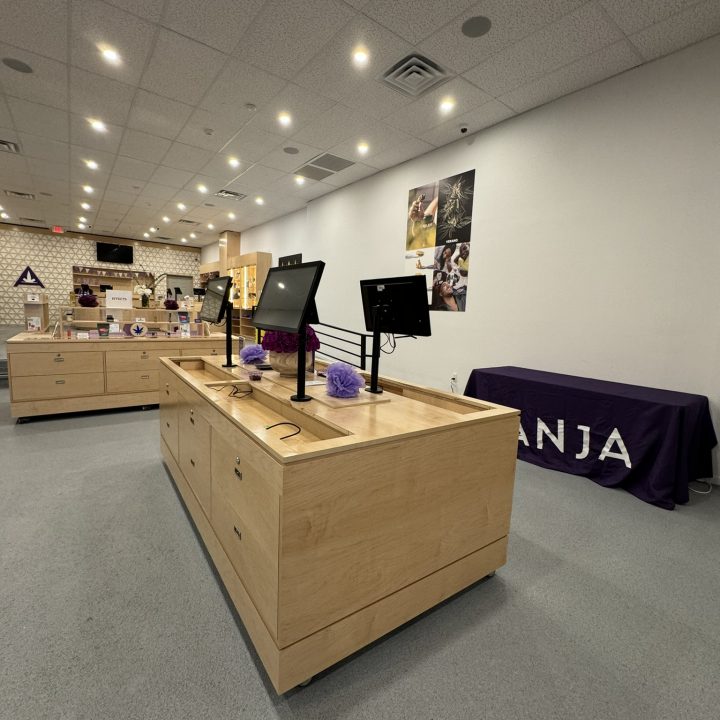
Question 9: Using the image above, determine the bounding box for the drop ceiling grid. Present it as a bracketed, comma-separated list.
[0, 0, 716, 244]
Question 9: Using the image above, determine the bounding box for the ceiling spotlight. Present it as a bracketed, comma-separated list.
[79, 216, 88, 223]
[189, 232, 197, 239]
[357, 141, 369, 155]
[197, 183, 208, 194]
[1, 212, 9, 219]
[99, 45, 122, 65]
[177, 202, 186, 211]
[277, 111, 292, 127]
[78, 222, 86, 229]
[82, 185, 94, 194]
[162, 215, 170, 223]
[149, 226, 158, 232]
[294, 175, 305, 186]
[439, 97, 456, 114]
[255, 196, 265, 205]
[207, 223, 215, 230]
[181, 237, 187, 243]
[228, 156, 240, 168]
[227, 212, 236, 220]
[84, 159, 99, 170]
[352, 46, 369, 67]
[81, 202, 91, 210]
[87, 118, 107, 133]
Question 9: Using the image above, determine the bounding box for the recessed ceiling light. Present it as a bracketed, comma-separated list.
[439, 97, 456, 114]
[79, 216, 88, 223]
[197, 184, 208, 194]
[352, 46, 369, 67]
[2, 57, 33, 74]
[207, 223, 214, 230]
[149, 226, 158, 232]
[181, 237, 187, 243]
[228, 156, 240, 168]
[357, 141, 369, 155]
[98, 45, 122, 65]
[294, 175, 305, 186]
[162, 215, 170, 223]
[227, 212, 236, 220]
[177, 202, 186, 211]
[81, 202, 91, 210]
[277, 111, 292, 127]
[187, 233, 196, 240]
[82, 185, 94, 194]
[78, 222, 86, 229]
[143, 232, 149, 238]
[255, 196, 265, 205]
[461, 15, 492, 38]
[87, 118, 107, 133]
[84, 159, 99, 170]
[1, 212, 9, 219]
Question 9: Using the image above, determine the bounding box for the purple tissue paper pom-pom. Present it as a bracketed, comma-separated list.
[326, 362, 365, 398]
[240, 344, 266, 364]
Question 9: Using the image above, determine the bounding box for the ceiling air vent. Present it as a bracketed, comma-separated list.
[382, 53, 448, 97]
[177, 219, 199, 225]
[19, 217, 45, 224]
[0, 139, 20, 154]
[214, 189, 246, 200]
[296, 153, 355, 181]
[155, 236, 173, 241]
[4, 189, 35, 199]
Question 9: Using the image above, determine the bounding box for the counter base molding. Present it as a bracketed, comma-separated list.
[159, 356, 519, 693]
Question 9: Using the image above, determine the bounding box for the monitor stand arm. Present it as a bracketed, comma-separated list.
[366, 304, 384, 394]
[291, 324, 312, 402]
[222, 302, 236, 368]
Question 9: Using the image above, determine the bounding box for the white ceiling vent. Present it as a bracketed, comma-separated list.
[214, 189, 246, 200]
[4, 189, 35, 199]
[296, 153, 355, 181]
[0, 139, 20, 154]
[177, 218, 199, 225]
[382, 54, 448, 97]
[19, 216, 45, 224]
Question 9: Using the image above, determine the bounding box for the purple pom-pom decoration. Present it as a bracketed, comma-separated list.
[78, 294, 98, 307]
[326, 362, 365, 398]
[240, 344, 266, 364]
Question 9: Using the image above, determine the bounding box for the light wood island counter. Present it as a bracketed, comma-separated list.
[159, 355, 520, 693]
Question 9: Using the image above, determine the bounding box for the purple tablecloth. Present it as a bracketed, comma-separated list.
[465, 367, 717, 510]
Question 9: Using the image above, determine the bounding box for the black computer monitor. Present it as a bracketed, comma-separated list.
[193, 287, 206, 296]
[360, 275, 432, 337]
[199, 275, 232, 323]
[252, 261, 324, 333]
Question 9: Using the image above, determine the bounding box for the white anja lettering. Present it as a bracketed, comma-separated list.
[575, 425, 590, 460]
[598, 428, 632, 468]
[537, 419, 564, 452]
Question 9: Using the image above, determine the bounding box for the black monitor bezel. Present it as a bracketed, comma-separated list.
[199, 275, 233, 324]
[359, 274, 431, 337]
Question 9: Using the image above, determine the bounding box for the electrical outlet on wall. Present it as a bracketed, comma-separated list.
[450, 371, 458, 393]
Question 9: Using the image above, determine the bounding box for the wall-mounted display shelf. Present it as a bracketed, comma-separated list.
[72, 265, 154, 297]
[228, 252, 272, 340]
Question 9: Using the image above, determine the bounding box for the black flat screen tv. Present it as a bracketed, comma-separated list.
[252, 261, 325, 333]
[97, 242, 133, 264]
[199, 276, 233, 323]
[359, 275, 431, 337]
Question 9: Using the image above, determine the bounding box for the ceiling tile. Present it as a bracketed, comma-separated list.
[69, 114, 123, 153]
[140, 183, 178, 201]
[628, 0, 720, 61]
[132, 195, 164, 211]
[69, 145, 117, 173]
[384, 77, 493, 136]
[328, 122, 415, 163]
[162, 142, 215, 173]
[419, 0, 587, 74]
[0, 44, 68, 110]
[162, 0, 265, 53]
[236, 0, 355, 80]
[367, 137, 436, 170]
[420, 99, 515, 145]
[291, 104, 370, 149]
[107, 174, 145, 194]
[229, 164, 285, 190]
[321, 162, 378, 187]
[140, 29, 225, 105]
[112, 155, 157, 182]
[18, 134, 69, 164]
[118, 129, 172, 164]
[7, 98, 69, 142]
[361, 0, 474, 44]
[222, 124, 285, 162]
[149, 165, 195, 188]
[102, 188, 138, 205]
[199, 155, 252, 182]
[70, 0, 157, 85]
[104, 0, 165, 22]
[249, 83, 336, 137]
[600, 0, 701, 35]
[260, 141, 325, 173]
[499, 40, 642, 113]
[0, 153, 31, 181]
[463, 3, 625, 96]
[70, 68, 136, 126]
[174, 107, 249, 151]
[0, 0, 67, 62]
[183, 173, 226, 196]
[126, 90, 194, 139]
[28, 158, 70, 181]
[0, 100, 13, 130]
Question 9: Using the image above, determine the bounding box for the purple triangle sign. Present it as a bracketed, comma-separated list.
[14, 266, 45, 288]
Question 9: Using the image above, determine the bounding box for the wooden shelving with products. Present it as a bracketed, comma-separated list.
[72, 265, 154, 297]
[227, 252, 272, 340]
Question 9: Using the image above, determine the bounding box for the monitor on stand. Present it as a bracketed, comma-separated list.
[199, 275, 234, 367]
[359, 275, 432, 394]
[252, 261, 325, 402]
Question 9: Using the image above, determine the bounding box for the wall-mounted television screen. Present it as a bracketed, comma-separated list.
[97, 242, 133, 264]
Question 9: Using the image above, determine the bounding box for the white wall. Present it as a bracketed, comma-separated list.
[241, 36, 720, 477]
[200, 243, 219, 264]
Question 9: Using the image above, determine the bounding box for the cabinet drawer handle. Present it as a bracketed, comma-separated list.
[141, 352, 149, 358]
[53, 357, 64, 362]
[190, 416, 195, 425]
[165, 389, 169, 396]
[234, 468, 243, 481]
[141, 374, 150, 380]
[166, 422, 170, 428]
[190, 459, 195, 467]
[55, 379, 65, 385]
[233, 526, 242, 540]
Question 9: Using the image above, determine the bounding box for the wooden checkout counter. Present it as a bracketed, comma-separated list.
[6, 332, 227, 419]
[160, 355, 520, 693]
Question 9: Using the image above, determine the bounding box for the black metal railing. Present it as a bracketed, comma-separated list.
[314, 322, 370, 370]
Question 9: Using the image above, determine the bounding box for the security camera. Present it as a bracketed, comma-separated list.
[459, 125, 468, 135]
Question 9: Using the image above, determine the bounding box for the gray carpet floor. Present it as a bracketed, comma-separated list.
[0, 385, 718, 720]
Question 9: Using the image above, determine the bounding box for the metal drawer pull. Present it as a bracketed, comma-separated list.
[234, 468, 243, 480]
[53, 357, 64, 362]
[190, 416, 195, 425]
[55, 379, 65, 384]
[190, 459, 195, 467]
[235, 456, 241, 464]
[233, 526, 242, 540]
[141, 374, 150, 379]
[166, 422, 170, 428]
[141, 352, 149, 358]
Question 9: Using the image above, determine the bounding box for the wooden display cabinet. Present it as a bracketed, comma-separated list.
[72, 265, 154, 298]
[23, 291, 50, 332]
[228, 252, 272, 340]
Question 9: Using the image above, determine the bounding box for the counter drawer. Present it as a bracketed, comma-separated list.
[106, 370, 159, 394]
[105, 349, 169, 372]
[179, 345, 224, 356]
[10, 351, 104, 376]
[178, 402, 211, 515]
[160, 383, 179, 459]
[11, 372, 105, 401]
